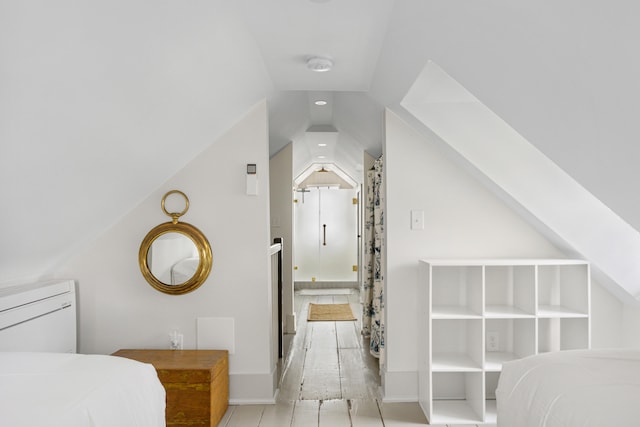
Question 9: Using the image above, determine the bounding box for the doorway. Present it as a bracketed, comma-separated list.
[294, 186, 358, 285]
[293, 164, 359, 289]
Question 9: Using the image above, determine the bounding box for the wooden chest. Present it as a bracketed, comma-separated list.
[112, 349, 228, 427]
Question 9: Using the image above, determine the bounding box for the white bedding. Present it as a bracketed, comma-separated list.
[496, 349, 640, 427]
[171, 257, 199, 285]
[0, 352, 166, 427]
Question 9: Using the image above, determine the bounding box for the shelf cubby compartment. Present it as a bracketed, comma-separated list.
[485, 265, 535, 317]
[537, 263, 590, 317]
[484, 372, 500, 424]
[431, 372, 484, 424]
[484, 318, 535, 371]
[538, 317, 590, 353]
[432, 319, 483, 372]
[431, 265, 483, 318]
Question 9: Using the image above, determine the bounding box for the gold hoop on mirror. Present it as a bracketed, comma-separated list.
[161, 189, 190, 224]
[139, 190, 212, 295]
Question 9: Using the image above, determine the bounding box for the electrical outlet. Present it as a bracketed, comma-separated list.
[487, 332, 499, 352]
[169, 330, 183, 350]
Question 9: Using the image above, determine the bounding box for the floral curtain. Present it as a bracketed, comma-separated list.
[362, 156, 385, 361]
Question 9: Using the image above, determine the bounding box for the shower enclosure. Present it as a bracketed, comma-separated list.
[294, 186, 358, 285]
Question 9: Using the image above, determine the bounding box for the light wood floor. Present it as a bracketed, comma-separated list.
[219, 288, 493, 427]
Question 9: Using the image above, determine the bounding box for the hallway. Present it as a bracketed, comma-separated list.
[219, 288, 491, 426]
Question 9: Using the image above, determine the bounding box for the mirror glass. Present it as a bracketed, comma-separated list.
[147, 232, 199, 286]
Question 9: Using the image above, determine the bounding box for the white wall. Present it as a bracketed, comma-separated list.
[622, 307, 640, 348]
[383, 108, 623, 401]
[0, 1, 274, 284]
[56, 101, 275, 403]
[269, 143, 295, 333]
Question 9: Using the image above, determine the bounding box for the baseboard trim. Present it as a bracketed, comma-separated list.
[229, 371, 277, 404]
[382, 370, 418, 402]
[285, 313, 296, 334]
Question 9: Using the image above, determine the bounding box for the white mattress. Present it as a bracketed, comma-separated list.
[0, 352, 166, 427]
[496, 349, 640, 427]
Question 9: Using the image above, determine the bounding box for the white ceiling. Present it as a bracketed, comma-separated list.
[237, 0, 393, 92]
[2, 0, 640, 289]
[234, 0, 395, 169]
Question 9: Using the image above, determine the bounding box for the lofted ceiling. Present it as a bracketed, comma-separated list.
[239, 0, 395, 178]
[2, 0, 640, 296]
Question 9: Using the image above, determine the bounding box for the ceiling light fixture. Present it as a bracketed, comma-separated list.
[306, 57, 333, 72]
[318, 143, 327, 147]
[314, 100, 328, 106]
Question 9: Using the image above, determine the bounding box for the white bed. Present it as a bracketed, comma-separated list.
[0, 352, 166, 427]
[0, 280, 166, 426]
[496, 349, 640, 426]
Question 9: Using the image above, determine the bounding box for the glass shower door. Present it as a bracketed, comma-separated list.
[294, 187, 357, 282]
[318, 188, 357, 281]
[294, 187, 320, 282]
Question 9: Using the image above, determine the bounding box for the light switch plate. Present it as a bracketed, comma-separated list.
[246, 174, 258, 196]
[411, 210, 425, 230]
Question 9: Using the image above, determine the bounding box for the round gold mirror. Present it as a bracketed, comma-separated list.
[139, 190, 212, 295]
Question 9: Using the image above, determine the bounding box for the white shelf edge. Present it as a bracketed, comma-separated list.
[485, 400, 497, 423]
[433, 353, 483, 371]
[484, 305, 535, 318]
[484, 352, 519, 371]
[432, 305, 482, 319]
[537, 305, 589, 318]
[433, 314, 483, 320]
[421, 258, 588, 266]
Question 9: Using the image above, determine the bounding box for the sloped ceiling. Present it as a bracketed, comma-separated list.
[0, 0, 274, 283]
[2, 0, 640, 296]
[373, 0, 640, 233]
[400, 61, 640, 303]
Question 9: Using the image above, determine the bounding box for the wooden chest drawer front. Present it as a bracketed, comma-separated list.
[166, 384, 212, 426]
[164, 367, 228, 426]
[159, 369, 212, 384]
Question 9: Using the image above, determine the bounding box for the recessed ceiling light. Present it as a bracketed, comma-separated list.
[318, 155, 326, 159]
[318, 143, 327, 147]
[314, 100, 328, 106]
[306, 57, 333, 72]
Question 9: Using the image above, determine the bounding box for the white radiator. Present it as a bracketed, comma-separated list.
[0, 280, 77, 353]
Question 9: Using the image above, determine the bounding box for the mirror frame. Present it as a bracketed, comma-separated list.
[139, 221, 212, 295]
[139, 190, 212, 295]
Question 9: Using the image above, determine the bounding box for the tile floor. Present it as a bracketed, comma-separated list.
[218, 288, 494, 427]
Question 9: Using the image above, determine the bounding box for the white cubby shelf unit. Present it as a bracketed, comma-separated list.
[417, 259, 590, 425]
